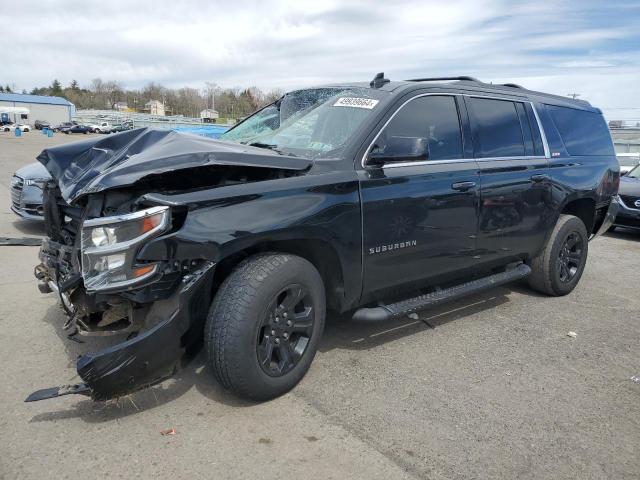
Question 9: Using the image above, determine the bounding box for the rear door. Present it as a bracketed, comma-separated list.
[359, 93, 480, 297]
[464, 96, 552, 267]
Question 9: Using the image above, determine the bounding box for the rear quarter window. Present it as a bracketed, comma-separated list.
[546, 105, 614, 156]
[466, 97, 526, 158]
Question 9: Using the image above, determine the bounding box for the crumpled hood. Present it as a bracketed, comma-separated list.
[37, 128, 312, 203]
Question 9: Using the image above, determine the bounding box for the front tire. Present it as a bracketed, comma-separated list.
[205, 253, 325, 401]
[528, 214, 589, 296]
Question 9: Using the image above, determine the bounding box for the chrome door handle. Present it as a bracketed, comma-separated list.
[451, 181, 476, 191]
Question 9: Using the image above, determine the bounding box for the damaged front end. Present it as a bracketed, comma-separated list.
[25, 128, 311, 402]
[29, 183, 216, 401]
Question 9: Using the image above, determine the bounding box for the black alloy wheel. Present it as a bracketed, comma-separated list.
[205, 252, 325, 400]
[528, 214, 589, 296]
[556, 231, 584, 283]
[257, 284, 315, 377]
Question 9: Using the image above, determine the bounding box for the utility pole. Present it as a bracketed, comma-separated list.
[567, 93, 581, 100]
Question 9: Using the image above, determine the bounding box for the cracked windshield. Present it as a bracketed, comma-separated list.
[220, 88, 385, 159]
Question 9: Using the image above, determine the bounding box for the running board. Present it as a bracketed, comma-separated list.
[24, 383, 91, 402]
[352, 263, 531, 322]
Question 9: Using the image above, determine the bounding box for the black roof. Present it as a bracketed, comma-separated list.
[315, 74, 598, 112]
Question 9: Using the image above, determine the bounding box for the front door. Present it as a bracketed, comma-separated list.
[359, 94, 480, 297]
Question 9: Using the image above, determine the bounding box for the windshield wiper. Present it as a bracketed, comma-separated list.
[247, 141, 279, 150]
[246, 141, 296, 157]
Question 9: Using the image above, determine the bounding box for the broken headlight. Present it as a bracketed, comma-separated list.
[81, 206, 170, 291]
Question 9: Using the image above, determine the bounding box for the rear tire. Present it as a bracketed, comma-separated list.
[528, 214, 589, 296]
[205, 253, 325, 401]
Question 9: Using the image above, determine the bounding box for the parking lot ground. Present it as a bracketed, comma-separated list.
[0, 132, 638, 479]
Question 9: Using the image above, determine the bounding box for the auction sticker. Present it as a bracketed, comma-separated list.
[333, 97, 379, 109]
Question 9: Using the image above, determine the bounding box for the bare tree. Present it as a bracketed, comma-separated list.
[25, 77, 292, 119]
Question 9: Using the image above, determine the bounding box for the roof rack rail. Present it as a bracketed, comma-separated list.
[501, 83, 524, 89]
[405, 76, 481, 83]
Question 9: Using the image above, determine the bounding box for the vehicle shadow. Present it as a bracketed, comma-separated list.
[11, 219, 45, 236]
[28, 305, 255, 425]
[29, 284, 527, 423]
[319, 286, 517, 353]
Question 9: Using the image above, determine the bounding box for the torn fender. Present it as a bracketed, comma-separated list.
[36, 128, 312, 204]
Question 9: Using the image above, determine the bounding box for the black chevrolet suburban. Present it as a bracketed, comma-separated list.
[27, 74, 619, 403]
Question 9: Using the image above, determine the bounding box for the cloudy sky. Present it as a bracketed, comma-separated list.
[3, 0, 640, 120]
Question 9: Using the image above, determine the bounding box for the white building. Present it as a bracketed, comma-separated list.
[0, 93, 75, 125]
[144, 100, 165, 116]
[200, 108, 219, 123]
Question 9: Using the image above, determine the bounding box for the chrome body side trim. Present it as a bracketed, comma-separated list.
[530, 103, 551, 158]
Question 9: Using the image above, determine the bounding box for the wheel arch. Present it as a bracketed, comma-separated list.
[560, 197, 597, 233]
[212, 238, 347, 313]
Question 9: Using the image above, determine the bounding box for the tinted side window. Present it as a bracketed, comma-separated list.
[468, 97, 525, 158]
[525, 103, 545, 156]
[375, 95, 463, 161]
[515, 102, 534, 156]
[546, 105, 614, 156]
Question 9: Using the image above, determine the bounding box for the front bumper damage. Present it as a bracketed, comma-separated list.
[26, 259, 215, 402]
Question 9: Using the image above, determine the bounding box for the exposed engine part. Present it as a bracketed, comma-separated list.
[48, 278, 76, 314]
[97, 302, 129, 328]
[74, 301, 140, 337]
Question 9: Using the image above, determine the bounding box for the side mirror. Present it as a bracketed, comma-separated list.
[367, 136, 429, 167]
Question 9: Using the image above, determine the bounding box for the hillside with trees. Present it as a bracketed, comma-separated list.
[20, 79, 284, 119]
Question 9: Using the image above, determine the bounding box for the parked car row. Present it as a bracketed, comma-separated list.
[31, 120, 136, 134]
[3, 119, 136, 136]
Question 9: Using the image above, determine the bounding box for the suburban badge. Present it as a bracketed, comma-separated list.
[369, 240, 417, 255]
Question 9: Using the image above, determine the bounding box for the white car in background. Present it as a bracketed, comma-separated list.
[1, 123, 31, 133]
[617, 153, 640, 174]
[88, 122, 113, 133]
